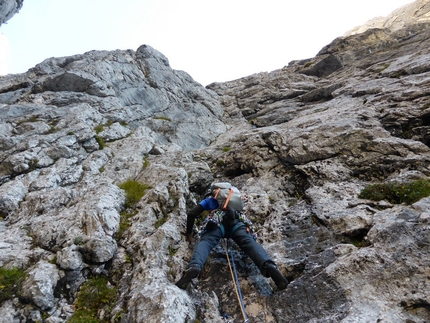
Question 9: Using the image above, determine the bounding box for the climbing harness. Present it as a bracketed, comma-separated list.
[199, 210, 257, 241]
[223, 238, 250, 323]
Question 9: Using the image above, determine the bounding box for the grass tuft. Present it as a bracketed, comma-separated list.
[0, 267, 26, 303]
[118, 180, 150, 209]
[68, 276, 116, 323]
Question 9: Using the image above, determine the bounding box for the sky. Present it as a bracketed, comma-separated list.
[0, 0, 415, 86]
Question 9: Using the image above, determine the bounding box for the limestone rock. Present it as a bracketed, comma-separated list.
[0, 0, 23, 26]
[1, 1, 430, 322]
[20, 262, 60, 311]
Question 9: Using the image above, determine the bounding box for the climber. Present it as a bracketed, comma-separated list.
[176, 183, 288, 291]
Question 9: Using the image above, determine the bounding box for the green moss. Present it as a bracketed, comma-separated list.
[118, 180, 150, 209]
[359, 179, 430, 205]
[0, 267, 26, 303]
[68, 276, 117, 323]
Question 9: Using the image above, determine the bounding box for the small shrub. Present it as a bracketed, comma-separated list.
[68, 276, 116, 323]
[118, 180, 150, 209]
[359, 179, 430, 205]
[0, 267, 26, 303]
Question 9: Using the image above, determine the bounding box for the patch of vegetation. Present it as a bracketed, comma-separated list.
[68, 276, 117, 323]
[154, 215, 168, 229]
[168, 245, 177, 256]
[116, 180, 151, 241]
[377, 63, 390, 73]
[94, 124, 105, 134]
[95, 136, 106, 149]
[222, 146, 231, 152]
[50, 255, 58, 265]
[216, 160, 225, 167]
[74, 236, 85, 245]
[0, 267, 26, 303]
[350, 237, 370, 248]
[17, 115, 40, 125]
[303, 61, 313, 68]
[142, 156, 149, 170]
[153, 116, 172, 122]
[118, 180, 150, 209]
[359, 179, 430, 205]
[117, 210, 137, 240]
[28, 158, 39, 172]
[47, 126, 58, 134]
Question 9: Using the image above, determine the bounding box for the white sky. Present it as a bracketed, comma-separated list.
[0, 0, 414, 86]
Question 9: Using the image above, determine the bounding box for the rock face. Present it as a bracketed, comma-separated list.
[0, 0, 23, 26]
[1, 1, 430, 322]
[345, 0, 430, 35]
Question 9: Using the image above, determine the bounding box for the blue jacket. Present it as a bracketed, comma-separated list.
[186, 197, 219, 234]
[199, 197, 219, 211]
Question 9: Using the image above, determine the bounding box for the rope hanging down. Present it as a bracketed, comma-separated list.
[224, 239, 249, 323]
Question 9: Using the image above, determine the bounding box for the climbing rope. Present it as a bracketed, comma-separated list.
[224, 238, 249, 323]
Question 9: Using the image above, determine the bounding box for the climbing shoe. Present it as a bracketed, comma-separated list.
[265, 263, 288, 290]
[175, 266, 200, 290]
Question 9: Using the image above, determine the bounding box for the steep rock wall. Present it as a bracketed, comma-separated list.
[0, 0, 23, 26]
[0, 1, 430, 323]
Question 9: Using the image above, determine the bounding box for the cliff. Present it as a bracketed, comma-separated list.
[0, 0, 23, 26]
[0, 1, 430, 322]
